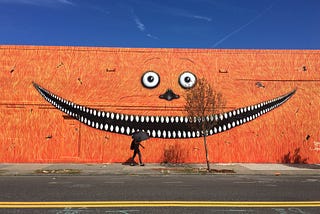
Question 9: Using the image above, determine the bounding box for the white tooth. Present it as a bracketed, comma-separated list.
[218, 126, 222, 132]
[111, 113, 114, 119]
[215, 115, 219, 121]
[80, 116, 84, 122]
[152, 130, 156, 137]
[236, 120, 240, 125]
[240, 119, 243, 124]
[214, 127, 218, 133]
[93, 110, 96, 116]
[92, 121, 95, 127]
[167, 131, 171, 138]
[180, 116, 184, 123]
[192, 132, 196, 138]
[157, 130, 161, 138]
[84, 118, 87, 123]
[88, 120, 91, 126]
[145, 116, 149, 123]
[233, 110, 236, 116]
[162, 131, 166, 138]
[135, 115, 139, 122]
[100, 124, 104, 130]
[172, 131, 176, 138]
[120, 126, 124, 133]
[196, 131, 200, 137]
[162, 130, 167, 138]
[182, 131, 187, 138]
[167, 117, 170, 123]
[90, 109, 92, 115]
[97, 111, 101, 117]
[240, 108, 243, 113]
[150, 116, 154, 123]
[219, 114, 224, 121]
[106, 112, 110, 118]
[141, 116, 144, 123]
[243, 118, 247, 123]
[229, 112, 232, 117]
[185, 117, 189, 123]
[130, 115, 134, 122]
[160, 116, 164, 123]
[124, 115, 128, 121]
[171, 117, 175, 123]
[110, 125, 114, 132]
[132, 128, 135, 133]
[86, 108, 89, 113]
[177, 131, 182, 138]
[116, 114, 120, 120]
[187, 131, 191, 138]
[232, 121, 236, 127]
[102, 112, 105, 117]
[210, 115, 214, 122]
[126, 127, 131, 135]
[115, 126, 119, 133]
[155, 116, 160, 123]
[120, 114, 124, 120]
[209, 129, 213, 135]
[254, 105, 258, 109]
[227, 123, 231, 129]
[224, 113, 228, 119]
[223, 125, 226, 131]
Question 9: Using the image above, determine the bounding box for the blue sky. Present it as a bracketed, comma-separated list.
[0, 0, 319, 49]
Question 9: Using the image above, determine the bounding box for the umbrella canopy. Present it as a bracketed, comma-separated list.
[132, 131, 149, 142]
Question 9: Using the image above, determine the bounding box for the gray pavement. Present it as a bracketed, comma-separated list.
[1, 163, 320, 176]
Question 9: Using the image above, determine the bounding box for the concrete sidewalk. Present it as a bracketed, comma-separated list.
[1, 163, 320, 176]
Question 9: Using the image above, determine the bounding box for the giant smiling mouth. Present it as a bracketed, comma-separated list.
[33, 82, 296, 139]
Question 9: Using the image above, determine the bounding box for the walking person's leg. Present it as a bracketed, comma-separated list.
[131, 150, 138, 166]
[137, 149, 144, 166]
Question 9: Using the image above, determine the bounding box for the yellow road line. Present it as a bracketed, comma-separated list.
[1, 201, 320, 208]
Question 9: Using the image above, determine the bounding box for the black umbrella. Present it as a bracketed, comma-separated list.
[132, 130, 149, 142]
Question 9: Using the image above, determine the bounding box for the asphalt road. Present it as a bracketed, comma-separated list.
[1, 174, 320, 213]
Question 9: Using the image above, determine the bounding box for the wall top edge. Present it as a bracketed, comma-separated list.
[0, 45, 319, 54]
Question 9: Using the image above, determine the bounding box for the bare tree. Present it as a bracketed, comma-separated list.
[184, 78, 226, 171]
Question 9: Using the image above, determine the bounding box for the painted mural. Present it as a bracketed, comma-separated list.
[0, 45, 319, 163]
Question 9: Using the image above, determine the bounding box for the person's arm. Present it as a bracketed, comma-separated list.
[140, 143, 145, 149]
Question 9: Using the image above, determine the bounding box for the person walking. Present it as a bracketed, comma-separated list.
[130, 139, 145, 166]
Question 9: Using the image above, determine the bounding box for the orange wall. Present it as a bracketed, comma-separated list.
[0, 45, 319, 163]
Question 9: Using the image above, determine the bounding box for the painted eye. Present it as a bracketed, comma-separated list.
[141, 71, 160, 88]
[179, 71, 197, 89]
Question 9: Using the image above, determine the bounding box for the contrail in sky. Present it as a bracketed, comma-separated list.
[212, 3, 275, 48]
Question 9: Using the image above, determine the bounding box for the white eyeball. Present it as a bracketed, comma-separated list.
[179, 71, 197, 89]
[141, 71, 160, 88]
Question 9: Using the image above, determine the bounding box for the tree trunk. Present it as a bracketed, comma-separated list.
[203, 134, 210, 171]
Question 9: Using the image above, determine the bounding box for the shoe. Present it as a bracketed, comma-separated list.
[140, 163, 145, 166]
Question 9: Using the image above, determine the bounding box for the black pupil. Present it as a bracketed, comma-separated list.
[147, 76, 154, 82]
[184, 76, 191, 83]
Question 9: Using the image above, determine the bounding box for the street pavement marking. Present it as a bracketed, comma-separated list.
[1, 201, 320, 208]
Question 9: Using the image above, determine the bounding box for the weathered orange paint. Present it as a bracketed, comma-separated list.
[0, 45, 319, 163]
